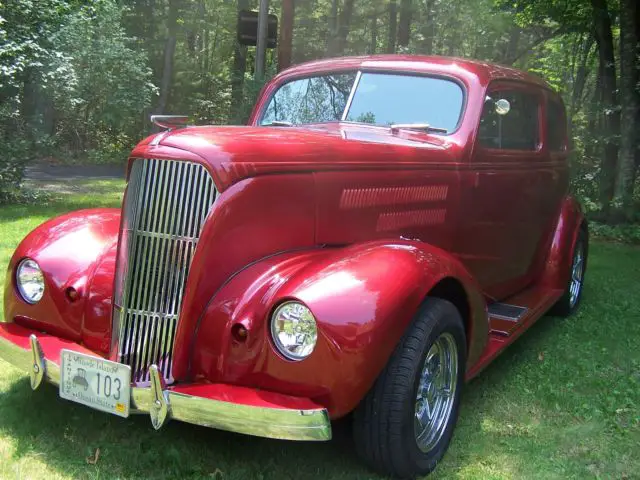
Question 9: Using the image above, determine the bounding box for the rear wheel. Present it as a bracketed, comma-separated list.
[353, 298, 466, 478]
[551, 228, 588, 317]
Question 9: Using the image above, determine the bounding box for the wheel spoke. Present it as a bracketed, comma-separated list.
[424, 395, 434, 421]
[414, 333, 459, 453]
[439, 387, 452, 399]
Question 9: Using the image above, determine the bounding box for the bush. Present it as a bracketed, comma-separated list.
[0, 137, 32, 203]
[590, 222, 640, 244]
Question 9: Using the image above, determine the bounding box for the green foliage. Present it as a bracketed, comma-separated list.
[48, 1, 157, 160]
[0, 0, 638, 228]
[590, 222, 640, 244]
[0, 0, 155, 184]
[0, 136, 31, 202]
[0, 0, 78, 90]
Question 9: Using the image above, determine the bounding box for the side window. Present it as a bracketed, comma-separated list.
[478, 90, 540, 150]
[547, 99, 567, 151]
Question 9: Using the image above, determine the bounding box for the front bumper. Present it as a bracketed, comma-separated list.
[0, 323, 331, 441]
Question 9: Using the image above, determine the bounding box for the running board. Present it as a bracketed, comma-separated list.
[488, 303, 528, 322]
[488, 286, 563, 337]
[467, 286, 565, 379]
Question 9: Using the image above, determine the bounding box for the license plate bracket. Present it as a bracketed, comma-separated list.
[59, 350, 131, 418]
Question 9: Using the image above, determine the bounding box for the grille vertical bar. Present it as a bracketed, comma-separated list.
[114, 158, 216, 384]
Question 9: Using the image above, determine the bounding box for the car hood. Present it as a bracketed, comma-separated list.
[136, 122, 463, 191]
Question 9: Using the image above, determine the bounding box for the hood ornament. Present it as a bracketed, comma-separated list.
[150, 115, 190, 130]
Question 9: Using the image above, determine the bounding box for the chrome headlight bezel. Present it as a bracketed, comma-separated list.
[16, 258, 45, 304]
[270, 301, 318, 361]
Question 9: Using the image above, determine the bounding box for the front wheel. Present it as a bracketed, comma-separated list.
[353, 298, 466, 478]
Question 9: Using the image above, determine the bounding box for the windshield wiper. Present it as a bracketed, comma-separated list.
[389, 123, 448, 134]
[263, 120, 294, 127]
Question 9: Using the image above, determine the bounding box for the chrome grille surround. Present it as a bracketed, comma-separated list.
[113, 158, 216, 384]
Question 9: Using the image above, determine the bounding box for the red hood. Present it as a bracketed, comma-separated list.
[133, 122, 464, 191]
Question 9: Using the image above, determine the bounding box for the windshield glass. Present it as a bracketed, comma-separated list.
[259, 71, 464, 133]
[260, 73, 357, 125]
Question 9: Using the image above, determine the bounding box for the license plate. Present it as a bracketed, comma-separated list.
[59, 350, 131, 418]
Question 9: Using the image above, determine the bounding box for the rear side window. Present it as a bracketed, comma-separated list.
[478, 91, 540, 150]
[547, 100, 566, 151]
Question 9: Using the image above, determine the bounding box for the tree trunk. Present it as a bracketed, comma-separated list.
[421, 0, 435, 54]
[585, 62, 603, 161]
[335, 0, 356, 55]
[278, 0, 295, 71]
[637, 0, 640, 173]
[203, 28, 210, 73]
[571, 33, 595, 119]
[497, 25, 520, 65]
[591, 0, 620, 213]
[369, 13, 378, 54]
[397, 0, 412, 47]
[156, 0, 180, 115]
[231, 0, 250, 123]
[614, 0, 639, 215]
[326, 0, 338, 56]
[386, 0, 397, 53]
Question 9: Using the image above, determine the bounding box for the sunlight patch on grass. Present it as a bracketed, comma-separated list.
[479, 415, 539, 438]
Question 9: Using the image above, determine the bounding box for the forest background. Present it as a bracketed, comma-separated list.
[1, 0, 639, 240]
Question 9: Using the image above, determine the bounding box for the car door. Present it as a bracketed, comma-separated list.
[455, 81, 563, 300]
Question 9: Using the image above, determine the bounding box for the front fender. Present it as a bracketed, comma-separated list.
[2, 209, 120, 353]
[188, 240, 487, 418]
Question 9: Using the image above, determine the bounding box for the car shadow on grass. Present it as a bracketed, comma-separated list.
[0, 307, 571, 480]
[0, 375, 368, 479]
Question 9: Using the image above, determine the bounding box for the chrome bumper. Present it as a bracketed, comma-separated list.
[0, 328, 331, 442]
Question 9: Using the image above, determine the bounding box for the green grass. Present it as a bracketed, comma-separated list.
[1, 180, 639, 479]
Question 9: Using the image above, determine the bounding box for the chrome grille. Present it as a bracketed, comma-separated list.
[113, 158, 216, 383]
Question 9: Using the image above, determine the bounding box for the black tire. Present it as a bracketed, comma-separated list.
[352, 298, 466, 479]
[550, 227, 588, 317]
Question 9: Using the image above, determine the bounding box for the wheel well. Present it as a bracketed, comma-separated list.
[581, 220, 589, 235]
[427, 277, 471, 350]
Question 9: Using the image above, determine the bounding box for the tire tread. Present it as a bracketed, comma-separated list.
[353, 298, 464, 478]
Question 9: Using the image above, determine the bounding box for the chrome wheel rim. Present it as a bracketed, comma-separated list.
[414, 332, 458, 453]
[569, 241, 585, 308]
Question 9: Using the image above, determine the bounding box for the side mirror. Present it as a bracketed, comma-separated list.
[494, 99, 511, 116]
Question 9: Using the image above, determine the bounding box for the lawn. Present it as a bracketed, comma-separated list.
[0, 179, 639, 479]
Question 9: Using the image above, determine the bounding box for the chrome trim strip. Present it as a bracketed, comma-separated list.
[113, 158, 217, 384]
[341, 70, 362, 121]
[0, 334, 331, 442]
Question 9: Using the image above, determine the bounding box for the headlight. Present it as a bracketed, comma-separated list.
[270, 301, 317, 361]
[16, 259, 45, 304]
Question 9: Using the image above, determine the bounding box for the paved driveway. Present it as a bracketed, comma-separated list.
[24, 164, 124, 194]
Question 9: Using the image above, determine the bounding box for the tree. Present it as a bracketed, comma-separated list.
[386, 0, 397, 53]
[326, 0, 356, 56]
[231, 0, 250, 122]
[278, 0, 295, 71]
[335, 0, 356, 55]
[591, 0, 620, 214]
[156, 0, 181, 114]
[614, 0, 639, 216]
[421, 0, 436, 54]
[397, 0, 412, 47]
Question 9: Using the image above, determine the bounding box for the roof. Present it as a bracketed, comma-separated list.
[275, 54, 551, 90]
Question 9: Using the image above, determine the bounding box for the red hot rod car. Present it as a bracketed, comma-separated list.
[1, 55, 587, 478]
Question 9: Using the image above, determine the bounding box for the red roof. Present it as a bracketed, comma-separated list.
[276, 54, 551, 90]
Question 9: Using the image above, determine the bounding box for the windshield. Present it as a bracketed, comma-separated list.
[259, 71, 464, 133]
